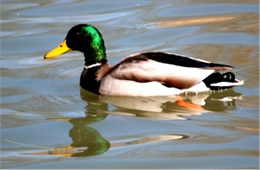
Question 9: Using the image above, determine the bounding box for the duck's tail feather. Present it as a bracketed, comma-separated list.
[203, 72, 244, 90]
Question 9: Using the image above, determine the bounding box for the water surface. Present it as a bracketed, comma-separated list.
[1, 0, 259, 169]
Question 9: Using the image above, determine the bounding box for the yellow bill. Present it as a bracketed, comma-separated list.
[44, 40, 71, 59]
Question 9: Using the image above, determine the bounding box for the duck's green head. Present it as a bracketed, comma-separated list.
[44, 24, 107, 65]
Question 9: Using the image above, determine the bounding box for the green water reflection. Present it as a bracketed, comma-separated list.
[67, 115, 110, 157]
[46, 88, 242, 157]
[47, 93, 110, 157]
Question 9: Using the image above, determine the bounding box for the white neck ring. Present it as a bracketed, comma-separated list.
[84, 63, 102, 69]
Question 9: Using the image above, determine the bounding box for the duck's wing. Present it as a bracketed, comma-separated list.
[110, 52, 233, 89]
[142, 52, 233, 72]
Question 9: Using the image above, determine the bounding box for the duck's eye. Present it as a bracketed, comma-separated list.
[60, 45, 63, 47]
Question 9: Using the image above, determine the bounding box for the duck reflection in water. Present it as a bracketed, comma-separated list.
[96, 89, 243, 120]
[46, 88, 242, 157]
[67, 108, 110, 157]
[47, 94, 110, 157]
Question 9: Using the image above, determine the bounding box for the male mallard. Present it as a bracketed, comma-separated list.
[44, 24, 244, 96]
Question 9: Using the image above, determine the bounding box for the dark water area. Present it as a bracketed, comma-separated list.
[1, 0, 259, 169]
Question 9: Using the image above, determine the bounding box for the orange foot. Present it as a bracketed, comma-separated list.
[176, 96, 204, 111]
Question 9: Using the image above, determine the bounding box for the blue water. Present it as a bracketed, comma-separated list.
[1, 0, 259, 169]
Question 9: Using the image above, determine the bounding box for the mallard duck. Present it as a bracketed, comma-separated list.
[44, 24, 244, 96]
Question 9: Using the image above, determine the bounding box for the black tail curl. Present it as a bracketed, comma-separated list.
[203, 72, 236, 90]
